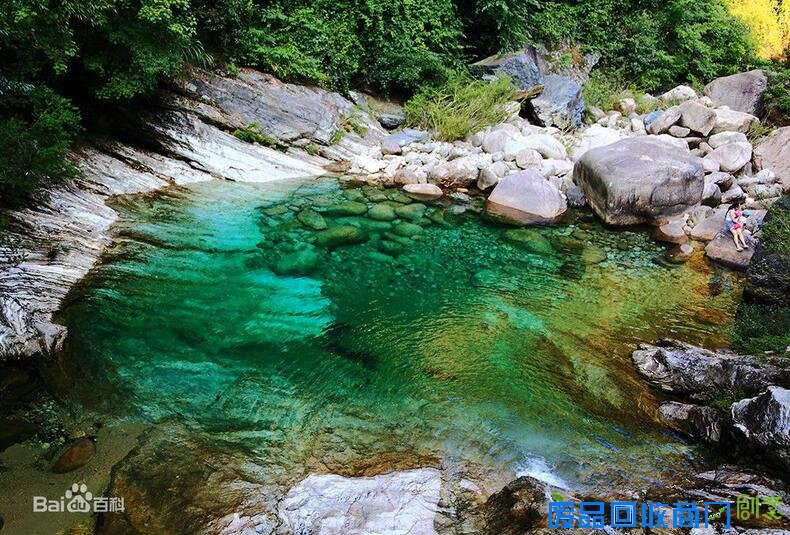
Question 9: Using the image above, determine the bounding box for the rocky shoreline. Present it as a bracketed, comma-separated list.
[1, 61, 788, 534]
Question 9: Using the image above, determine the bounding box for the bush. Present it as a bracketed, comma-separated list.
[731, 302, 790, 354]
[405, 75, 518, 141]
[764, 63, 790, 125]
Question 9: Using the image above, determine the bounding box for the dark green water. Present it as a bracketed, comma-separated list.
[57, 176, 740, 491]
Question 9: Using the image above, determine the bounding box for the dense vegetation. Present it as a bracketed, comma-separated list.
[0, 0, 787, 212]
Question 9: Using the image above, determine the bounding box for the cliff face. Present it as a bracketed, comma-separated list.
[0, 67, 384, 362]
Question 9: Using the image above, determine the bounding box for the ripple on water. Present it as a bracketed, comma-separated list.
[56, 176, 743, 491]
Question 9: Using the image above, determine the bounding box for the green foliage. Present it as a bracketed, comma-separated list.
[759, 195, 790, 258]
[0, 87, 80, 208]
[405, 75, 518, 141]
[232, 122, 277, 146]
[764, 63, 790, 125]
[747, 121, 775, 142]
[731, 302, 790, 355]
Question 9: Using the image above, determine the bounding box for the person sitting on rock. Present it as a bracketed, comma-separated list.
[725, 202, 752, 252]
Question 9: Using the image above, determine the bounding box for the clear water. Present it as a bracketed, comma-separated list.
[56, 176, 741, 492]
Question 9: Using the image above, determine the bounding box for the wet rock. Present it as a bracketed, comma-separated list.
[403, 183, 442, 201]
[631, 339, 789, 402]
[377, 240, 404, 256]
[273, 248, 320, 276]
[753, 127, 790, 191]
[665, 243, 694, 263]
[704, 70, 767, 116]
[580, 248, 607, 264]
[486, 170, 567, 226]
[502, 229, 554, 255]
[659, 401, 723, 443]
[730, 386, 790, 472]
[393, 222, 424, 238]
[297, 208, 328, 230]
[367, 204, 397, 221]
[278, 468, 442, 535]
[395, 203, 427, 221]
[322, 202, 368, 217]
[574, 137, 704, 225]
[480, 476, 546, 534]
[52, 438, 96, 473]
[653, 222, 688, 244]
[315, 226, 369, 248]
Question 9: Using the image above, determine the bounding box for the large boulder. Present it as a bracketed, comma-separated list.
[486, 169, 567, 225]
[753, 127, 790, 191]
[730, 387, 790, 472]
[530, 74, 585, 129]
[711, 108, 759, 134]
[573, 137, 704, 225]
[704, 234, 755, 270]
[704, 70, 768, 117]
[706, 141, 752, 173]
[678, 101, 717, 136]
[631, 339, 789, 402]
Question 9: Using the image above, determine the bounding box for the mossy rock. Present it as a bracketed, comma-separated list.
[393, 222, 424, 238]
[272, 247, 321, 276]
[322, 202, 369, 217]
[343, 189, 367, 202]
[580, 248, 607, 264]
[387, 190, 413, 204]
[552, 235, 584, 252]
[502, 229, 554, 255]
[335, 217, 393, 233]
[378, 240, 405, 256]
[383, 232, 415, 247]
[368, 204, 398, 221]
[315, 225, 369, 248]
[261, 204, 289, 217]
[365, 190, 389, 202]
[394, 203, 427, 221]
[297, 208, 327, 230]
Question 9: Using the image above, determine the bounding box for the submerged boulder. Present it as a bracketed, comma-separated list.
[315, 226, 369, 248]
[573, 137, 704, 225]
[486, 170, 567, 225]
[704, 70, 767, 117]
[631, 339, 789, 401]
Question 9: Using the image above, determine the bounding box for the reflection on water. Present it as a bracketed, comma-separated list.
[56, 176, 742, 491]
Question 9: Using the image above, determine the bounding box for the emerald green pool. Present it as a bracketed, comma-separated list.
[57, 176, 741, 491]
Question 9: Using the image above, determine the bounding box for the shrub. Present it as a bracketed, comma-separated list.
[232, 123, 278, 146]
[405, 75, 518, 141]
[764, 64, 790, 125]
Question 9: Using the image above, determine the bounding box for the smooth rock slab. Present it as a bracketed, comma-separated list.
[278, 468, 442, 535]
[705, 234, 755, 270]
[573, 137, 704, 225]
[486, 169, 567, 225]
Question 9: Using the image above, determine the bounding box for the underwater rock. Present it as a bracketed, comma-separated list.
[393, 222, 424, 238]
[315, 226, 369, 248]
[277, 468, 442, 535]
[297, 208, 328, 230]
[502, 229, 554, 255]
[486, 170, 567, 225]
[51, 437, 96, 473]
[665, 243, 694, 263]
[580, 248, 607, 264]
[367, 204, 397, 221]
[272, 248, 320, 276]
[395, 203, 427, 221]
[632, 339, 789, 402]
[377, 240, 404, 256]
[322, 202, 369, 217]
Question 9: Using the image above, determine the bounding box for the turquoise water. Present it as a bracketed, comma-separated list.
[56, 176, 740, 491]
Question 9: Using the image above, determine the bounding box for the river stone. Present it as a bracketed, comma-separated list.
[631, 339, 789, 402]
[730, 387, 790, 472]
[477, 167, 499, 191]
[665, 243, 694, 263]
[381, 137, 402, 155]
[393, 167, 419, 186]
[711, 108, 759, 134]
[689, 207, 727, 241]
[646, 106, 681, 135]
[315, 226, 369, 248]
[580, 248, 607, 264]
[707, 171, 734, 190]
[705, 234, 755, 270]
[485, 169, 567, 225]
[573, 137, 704, 225]
[652, 134, 690, 152]
[653, 222, 687, 244]
[297, 208, 328, 230]
[668, 125, 691, 138]
[377, 240, 404, 256]
[395, 203, 426, 221]
[753, 127, 790, 191]
[273, 248, 320, 276]
[677, 101, 717, 136]
[520, 134, 567, 160]
[516, 148, 542, 169]
[701, 181, 722, 207]
[704, 70, 767, 116]
[322, 202, 368, 217]
[660, 402, 722, 443]
[278, 468, 442, 535]
[393, 222, 423, 238]
[660, 85, 697, 102]
[502, 229, 554, 255]
[52, 438, 96, 473]
[571, 124, 623, 160]
[707, 141, 752, 173]
[367, 204, 397, 221]
[403, 183, 443, 201]
[708, 131, 748, 149]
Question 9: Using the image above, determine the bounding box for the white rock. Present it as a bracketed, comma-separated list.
[278, 468, 442, 535]
[711, 108, 759, 134]
[707, 131, 748, 149]
[572, 124, 624, 159]
[517, 134, 567, 160]
[515, 148, 542, 169]
[660, 85, 697, 102]
[707, 141, 752, 173]
[403, 183, 443, 200]
[651, 134, 689, 152]
[702, 156, 720, 173]
[540, 158, 574, 177]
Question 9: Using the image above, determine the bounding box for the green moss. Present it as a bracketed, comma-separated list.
[232, 122, 278, 146]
